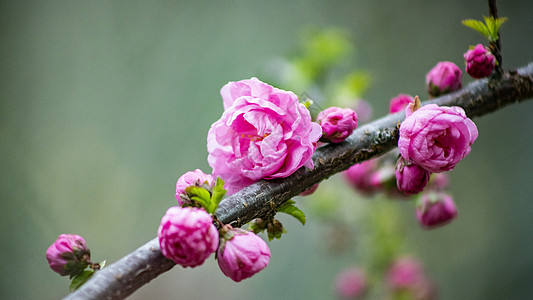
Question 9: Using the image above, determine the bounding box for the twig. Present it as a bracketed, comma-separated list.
[489, 0, 504, 77]
[64, 64, 533, 300]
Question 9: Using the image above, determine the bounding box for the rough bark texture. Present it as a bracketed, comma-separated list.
[64, 64, 533, 300]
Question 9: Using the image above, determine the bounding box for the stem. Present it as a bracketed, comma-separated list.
[489, 0, 503, 77]
[64, 65, 533, 300]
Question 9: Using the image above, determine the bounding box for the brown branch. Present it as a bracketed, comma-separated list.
[64, 64, 533, 300]
[489, 0, 504, 77]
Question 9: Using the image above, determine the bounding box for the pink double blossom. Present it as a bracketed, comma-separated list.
[208, 78, 321, 194]
[399, 104, 478, 173]
[217, 227, 271, 282]
[175, 169, 214, 206]
[316, 107, 358, 143]
[157, 206, 218, 268]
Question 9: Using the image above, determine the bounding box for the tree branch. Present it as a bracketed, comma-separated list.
[64, 64, 533, 300]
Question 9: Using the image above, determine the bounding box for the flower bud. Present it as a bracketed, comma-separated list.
[317, 107, 358, 143]
[299, 183, 319, 196]
[46, 234, 90, 277]
[464, 44, 496, 79]
[426, 62, 462, 97]
[395, 156, 431, 195]
[416, 192, 458, 229]
[343, 160, 380, 195]
[389, 94, 414, 114]
[175, 169, 215, 206]
[158, 206, 218, 268]
[217, 227, 271, 282]
[386, 256, 437, 300]
[334, 267, 368, 299]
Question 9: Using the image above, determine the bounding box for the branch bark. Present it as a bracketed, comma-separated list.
[64, 64, 533, 300]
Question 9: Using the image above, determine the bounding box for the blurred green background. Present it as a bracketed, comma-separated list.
[1, 1, 533, 299]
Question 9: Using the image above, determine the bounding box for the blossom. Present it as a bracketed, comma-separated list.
[334, 267, 368, 299]
[157, 206, 218, 268]
[426, 62, 462, 97]
[398, 104, 478, 173]
[316, 107, 358, 143]
[464, 43, 496, 79]
[217, 227, 271, 282]
[208, 78, 321, 194]
[175, 169, 215, 206]
[416, 192, 458, 229]
[389, 94, 414, 114]
[46, 234, 90, 277]
[395, 156, 431, 195]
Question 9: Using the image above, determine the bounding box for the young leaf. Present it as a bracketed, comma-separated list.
[69, 270, 94, 291]
[185, 186, 213, 213]
[462, 19, 490, 38]
[277, 200, 306, 225]
[211, 177, 227, 210]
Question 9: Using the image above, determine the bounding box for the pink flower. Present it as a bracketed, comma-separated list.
[208, 78, 322, 194]
[395, 156, 431, 195]
[217, 227, 271, 282]
[416, 192, 458, 229]
[426, 62, 462, 97]
[158, 206, 218, 268]
[317, 107, 358, 143]
[389, 94, 414, 114]
[175, 169, 215, 206]
[398, 104, 478, 173]
[46, 234, 90, 277]
[334, 267, 368, 299]
[343, 160, 380, 195]
[464, 44, 496, 79]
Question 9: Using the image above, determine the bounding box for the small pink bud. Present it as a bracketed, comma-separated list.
[389, 94, 414, 114]
[395, 156, 431, 195]
[416, 192, 458, 229]
[317, 107, 358, 143]
[175, 169, 215, 206]
[158, 206, 218, 268]
[334, 267, 368, 299]
[343, 160, 380, 195]
[46, 234, 90, 277]
[386, 256, 425, 291]
[217, 227, 271, 282]
[299, 183, 319, 196]
[426, 62, 462, 97]
[464, 44, 496, 79]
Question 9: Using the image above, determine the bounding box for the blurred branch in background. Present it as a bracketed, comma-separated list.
[65, 63, 533, 300]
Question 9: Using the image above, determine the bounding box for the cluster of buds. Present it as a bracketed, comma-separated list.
[158, 169, 271, 281]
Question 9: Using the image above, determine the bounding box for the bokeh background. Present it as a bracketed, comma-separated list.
[2, 0, 533, 299]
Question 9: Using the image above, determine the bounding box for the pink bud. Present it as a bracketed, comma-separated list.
[395, 156, 431, 195]
[426, 62, 462, 97]
[175, 169, 215, 206]
[46, 234, 90, 277]
[299, 183, 319, 196]
[217, 228, 271, 282]
[386, 256, 438, 300]
[317, 107, 358, 143]
[389, 94, 414, 114]
[334, 267, 368, 299]
[158, 206, 218, 268]
[343, 160, 380, 195]
[464, 44, 496, 79]
[416, 192, 458, 229]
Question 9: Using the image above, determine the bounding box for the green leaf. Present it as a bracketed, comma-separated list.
[483, 16, 508, 41]
[210, 177, 226, 211]
[69, 270, 94, 291]
[462, 19, 490, 38]
[185, 186, 213, 213]
[277, 200, 306, 225]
